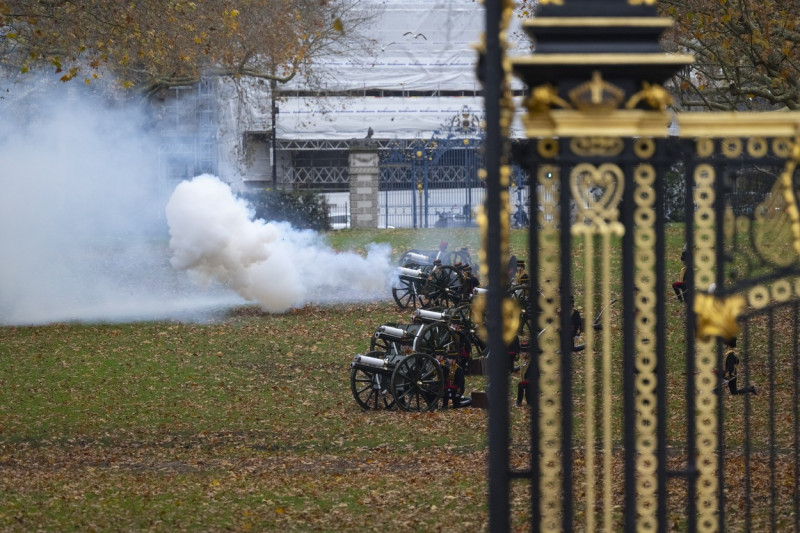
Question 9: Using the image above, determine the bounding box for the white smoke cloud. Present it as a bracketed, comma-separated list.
[165, 175, 394, 312]
[0, 76, 395, 324]
[0, 77, 242, 325]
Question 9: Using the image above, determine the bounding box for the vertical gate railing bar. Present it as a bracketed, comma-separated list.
[383, 188, 388, 229]
[794, 303, 800, 533]
[528, 147, 542, 531]
[483, 0, 510, 530]
[622, 157, 638, 533]
[423, 160, 430, 228]
[559, 155, 574, 532]
[743, 321, 753, 531]
[768, 309, 777, 530]
[714, 154, 727, 533]
[682, 139, 699, 532]
[718, 324, 727, 531]
[467, 147, 475, 224]
[655, 140, 670, 533]
[412, 164, 419, 229]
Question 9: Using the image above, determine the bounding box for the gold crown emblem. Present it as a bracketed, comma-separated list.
[568, 71, 625, 111]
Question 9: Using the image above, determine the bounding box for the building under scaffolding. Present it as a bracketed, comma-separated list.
[155, 0, 529, 227]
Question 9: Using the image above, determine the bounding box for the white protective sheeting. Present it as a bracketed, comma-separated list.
[273, 96, 523, 140]
[268, 0, 528, 140]
[283, 0, 516, 93]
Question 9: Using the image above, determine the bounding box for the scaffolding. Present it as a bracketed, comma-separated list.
[156, 79, 219, 192]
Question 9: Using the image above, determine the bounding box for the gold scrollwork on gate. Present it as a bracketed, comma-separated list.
[537, 138, 559, 158]
[721, 137, 743, 158]
[634, 138, 656, 159]
[570, 160, 624, 531]
[741, 278, 800, 311]
[537, 164, 562, 531]
[570, 137, 624, 157]
[772, 137, 793, 157]
[633, 163, 658, 531]
[753, 178, 797, 267]
[570, 163, 625, 229]
[780, 136, 800, 258]
[692, 162, 719, 532]
[696, 138, 714, 158]
[746, 136, 768, 158]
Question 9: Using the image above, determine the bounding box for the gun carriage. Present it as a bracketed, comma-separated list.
[396, 244, 472, 269]
[350, 302, 487, 411]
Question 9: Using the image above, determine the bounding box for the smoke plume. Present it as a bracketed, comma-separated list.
[165, 175, 394, 312]
[0, 76, 394, 325]
[0, 78, 242, 325]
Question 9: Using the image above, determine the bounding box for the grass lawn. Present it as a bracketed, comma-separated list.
[0, 224, 788, 531]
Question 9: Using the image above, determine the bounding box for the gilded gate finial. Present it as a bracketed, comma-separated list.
[526, 84, 572, 113]
[626, 82, 674, 111]
[694, 293, 746, 342]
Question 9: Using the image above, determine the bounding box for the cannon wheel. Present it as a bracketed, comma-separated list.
[423, 265, 465, 308]
[391, 353, 444, 412]
[413, 322, 456, 357]
[392, 276, 423, 309]
[370, 333, 397, 354]
[445, 248, 472, 267]
[350, 352, 396, 410]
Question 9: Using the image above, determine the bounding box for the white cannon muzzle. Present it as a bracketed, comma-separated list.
[353, 354, 387, 368]
[376, 325, 406, 338]
[473, 287, 488, 295]
[415, 309, 444, 321]
[398, 266, 425, 278]
[406, 252, 430, 263]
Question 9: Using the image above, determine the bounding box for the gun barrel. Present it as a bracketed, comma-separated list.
[415, 309, 444, 321]
[398, 266, 425, 278]
[353, 354, 387, 368]
[377, 325, 406, 338]
[405, 252, 430, 264]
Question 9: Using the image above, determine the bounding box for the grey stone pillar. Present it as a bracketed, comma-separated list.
[348, 141, 379, 229]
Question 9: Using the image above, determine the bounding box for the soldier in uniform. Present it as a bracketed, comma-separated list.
[673, 243, 688, 302]
[723, 337, 757, 396]
[442, 354, 471, 408]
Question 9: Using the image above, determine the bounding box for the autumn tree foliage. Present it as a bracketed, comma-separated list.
[660, 0, 800, 110]
[0, 0, 373, 94]
[514, 1, 799, 111]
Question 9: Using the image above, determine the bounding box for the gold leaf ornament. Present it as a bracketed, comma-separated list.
[503, 297, 520, 345]
[693, 293, 745, 342]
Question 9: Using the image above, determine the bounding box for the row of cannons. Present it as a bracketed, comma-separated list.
[349, 243, 532, 412]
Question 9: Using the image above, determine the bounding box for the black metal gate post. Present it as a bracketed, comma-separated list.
[504, 1, 693, 531]
[487, 1, 800, 531]
[481, 0, 511, 531]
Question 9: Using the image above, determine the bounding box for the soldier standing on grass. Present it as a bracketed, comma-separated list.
[442, 353, 471, 408]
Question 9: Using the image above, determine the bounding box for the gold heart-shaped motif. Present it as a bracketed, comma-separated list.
[569, 162, 625, 225]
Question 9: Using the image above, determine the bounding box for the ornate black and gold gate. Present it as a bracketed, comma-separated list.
[478, 0, 800, 531]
